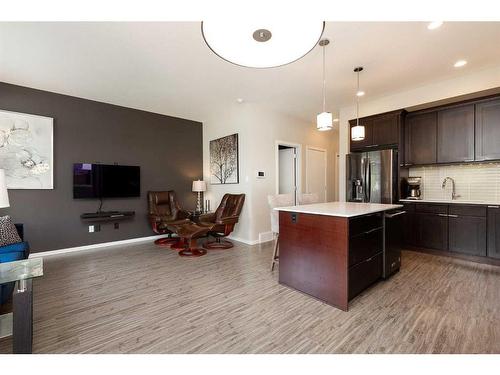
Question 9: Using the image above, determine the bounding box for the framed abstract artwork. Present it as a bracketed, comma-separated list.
[210, 133, 239, 184]
[0, 110, 54, 189]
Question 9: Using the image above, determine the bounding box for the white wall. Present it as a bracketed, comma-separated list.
[338, 65, 500, 201]
[203, 103, 338, 244]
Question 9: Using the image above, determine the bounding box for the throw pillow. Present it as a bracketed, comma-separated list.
[0, 215, 22, 247]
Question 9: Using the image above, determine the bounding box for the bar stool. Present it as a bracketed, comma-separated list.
[267, 193, 295, 271]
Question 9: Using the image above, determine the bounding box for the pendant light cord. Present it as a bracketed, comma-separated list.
[356, 70, 360, 127]
[322, 43, 326, 113]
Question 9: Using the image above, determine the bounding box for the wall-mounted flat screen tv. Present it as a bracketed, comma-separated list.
[73, 163, 140, 199]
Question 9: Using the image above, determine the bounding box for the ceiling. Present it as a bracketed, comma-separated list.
[1, 22, 500, 124]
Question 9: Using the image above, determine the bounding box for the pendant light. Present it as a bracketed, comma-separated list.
[201, 21, 325, 68]
[351, 66, 365, 141]
[316, 39, 333, 131]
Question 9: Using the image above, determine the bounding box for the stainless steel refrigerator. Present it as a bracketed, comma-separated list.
[346, 149, 399, 204]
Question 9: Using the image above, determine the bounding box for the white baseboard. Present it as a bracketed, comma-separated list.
[29, 235, 165, 258]
[259, 231, 274, 244]
[227, 235, 260, 246]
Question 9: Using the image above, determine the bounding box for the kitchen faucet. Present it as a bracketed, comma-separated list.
[442, 177, 460, 200]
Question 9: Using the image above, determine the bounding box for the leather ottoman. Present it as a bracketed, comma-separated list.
[167, 222, 210, 257]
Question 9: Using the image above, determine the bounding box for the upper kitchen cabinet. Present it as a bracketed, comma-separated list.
[437, 104, 475, 163]
[349, 117, 373, 151]
[405, 111, 437, 166]
[349, 110, 405, 152]
[475, 98, 500, 161]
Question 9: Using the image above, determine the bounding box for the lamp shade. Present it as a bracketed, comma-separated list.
[192, 180, 207, 192]
[317, 112, 333, 131]
[0, 169, 10, 208]
[351, 125, 365, 141]
[202, 21, 324, 68]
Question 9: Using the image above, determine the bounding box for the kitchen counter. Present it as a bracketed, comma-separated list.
[400, 199, 500, 206]
[275, 202, 403, 217]
[277, 202, 403, 311]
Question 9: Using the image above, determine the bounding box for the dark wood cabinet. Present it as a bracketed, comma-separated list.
[402, 203, 416, 246]
[405, 112, 437, 166]
[475, 98, 500, 161]
[487, 206, 500, 259]
[415, 212, 448, 251]
[349, 110, 405, 152]
[349, 118, 373, 151]
[448, 215, 486, 257]
[372, 112, 400, 146]
[437, 105, 475, 163]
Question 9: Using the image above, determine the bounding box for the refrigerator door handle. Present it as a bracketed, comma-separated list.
[362, 157, 368, 202]
[367, 159, 371, 202]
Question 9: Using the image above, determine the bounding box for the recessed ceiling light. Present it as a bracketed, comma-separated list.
[236, 98, 244, 103]
[454, 60, 467, 68]
[427, 21, 443, 30]
[333, 118, 339, 122]
[356, 91, 365, 97]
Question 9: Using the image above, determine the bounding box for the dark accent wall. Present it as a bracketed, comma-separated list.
[0, 82, 203, 252]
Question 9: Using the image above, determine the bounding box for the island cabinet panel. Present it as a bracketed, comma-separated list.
[475, 98, 500, 161]
[405, 112, 437, 166]
[348, 253, 383, 300]
[437, 104, 475, 163]
[278, 211, 349, 311]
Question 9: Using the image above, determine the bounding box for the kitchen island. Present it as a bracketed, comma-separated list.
[275, 202, 403, 311]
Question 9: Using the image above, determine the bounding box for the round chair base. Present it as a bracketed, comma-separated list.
[170, 239, 185, 250]
[154, 237, 178, 246]
[203, 239, 234, 250]
[179, 248, 207, 257]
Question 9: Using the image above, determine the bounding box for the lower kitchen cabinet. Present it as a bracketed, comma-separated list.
[487, 206, 500, 259]
[448, 215, 486, 257]
[402, 202, 496, 263]
[415, 212, 448, 251]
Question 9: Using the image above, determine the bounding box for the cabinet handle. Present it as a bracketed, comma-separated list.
[438, 213, 448, 217]
[488, 205, 500, 209]
[364, 227, 382, 235]
[448, 214, 458, 218]
[385, 211, 406, 218]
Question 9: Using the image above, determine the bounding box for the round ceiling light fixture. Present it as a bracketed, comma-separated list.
[201, 21, 325, 68]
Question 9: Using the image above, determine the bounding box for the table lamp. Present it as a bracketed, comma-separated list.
[192, 180, 206, 213]
[0, 169, 10, 209]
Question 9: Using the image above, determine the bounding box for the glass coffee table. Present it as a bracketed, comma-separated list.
[0, 258, 43, 354]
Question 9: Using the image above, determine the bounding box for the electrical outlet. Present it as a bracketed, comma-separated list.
[88, 225, 94, 233]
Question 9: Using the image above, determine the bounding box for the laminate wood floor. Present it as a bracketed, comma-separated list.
[1, 240, 499, 354]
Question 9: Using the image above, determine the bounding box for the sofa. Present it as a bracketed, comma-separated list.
[0, 224, 30, 305]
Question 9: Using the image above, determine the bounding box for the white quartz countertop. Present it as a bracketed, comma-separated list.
[274, 202, 403, 218]
[400, 199, 500, 206]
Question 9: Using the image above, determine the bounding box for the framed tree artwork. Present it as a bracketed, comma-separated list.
[210, 133, 239, 184]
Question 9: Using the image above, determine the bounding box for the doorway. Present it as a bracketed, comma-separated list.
[306, 146, 327, 203]
[276, 141, 301, 205]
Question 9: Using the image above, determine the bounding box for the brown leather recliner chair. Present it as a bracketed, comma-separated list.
[199, 193, 245, 249]
[148, 191, 191, 246]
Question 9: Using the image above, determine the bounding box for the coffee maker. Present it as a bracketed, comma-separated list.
[406, 177, 422, 200]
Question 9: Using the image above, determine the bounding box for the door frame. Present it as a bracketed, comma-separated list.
[275, 140, 302, 203]
[305, 145, 328, 202]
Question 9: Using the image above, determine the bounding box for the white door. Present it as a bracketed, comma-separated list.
[279, 148, 296, 195]
[306, 147, 327, 202]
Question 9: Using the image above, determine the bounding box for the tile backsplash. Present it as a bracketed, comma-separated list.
[409, 163, 500, 202]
